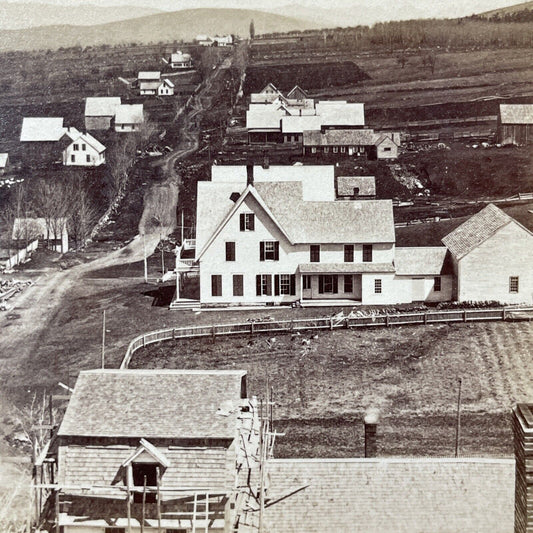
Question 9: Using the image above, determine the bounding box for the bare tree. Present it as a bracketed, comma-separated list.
[249, 19, 255, 40]
[69, 178, 99, 247]
[421, 50, 437, 74]
[0, 183, 37, 250]
[106, 134, 138, 198]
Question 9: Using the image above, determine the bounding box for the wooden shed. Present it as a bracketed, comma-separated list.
[498, 104, 533, 145]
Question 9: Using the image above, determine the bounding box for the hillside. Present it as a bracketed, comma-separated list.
[0, 8, 315, 52]
[0, 2, 162, 30]
[480, 0, 533, 17]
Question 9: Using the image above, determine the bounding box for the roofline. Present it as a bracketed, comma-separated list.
[57, 431, 238, 439]
[268, 457, 514, 465]
[79, 369, 247, 376]
[196, 185, 294, 261]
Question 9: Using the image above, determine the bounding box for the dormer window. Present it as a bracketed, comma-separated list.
[240, 213, 255, 231]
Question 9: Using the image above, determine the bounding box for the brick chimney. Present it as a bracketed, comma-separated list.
[364, 409, 379, 458]
[514, 404, 533, 533]
[246, 164, 254, 186]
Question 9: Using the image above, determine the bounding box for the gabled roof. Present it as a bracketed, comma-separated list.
[246, 109, 284, 129]
[0, 153, 9, 168]
[140, 81, 161, 91]
[287, 85, 308, 99]
[375, 134, 398, 147]
[138, 71, 161, 80]
[84, 97, 121, 117]
[171, 51, 191, 61]
[58, 369, 247, 439]
[263, 458, 514, 533]
[337, 175, 376, 197]
[394, 247, 452, 276]
[260, 82, 280, 95]
[161, 78, 175, 88]
[442, 203, 530, 260]
[303, 128, 377, 146]
[115, 104, 144, 125]
[499, 103, 533, 124]
[20, 117, 65, 142]
[121, 438, 170, 468]
[68, 131, 106, 153]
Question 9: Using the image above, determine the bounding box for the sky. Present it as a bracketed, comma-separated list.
[0, 0, 525, 16]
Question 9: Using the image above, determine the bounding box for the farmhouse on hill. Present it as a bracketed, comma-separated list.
[138, 71, 161, 95]
[442, 203, 533, 304]
[62, 128, 106, 167]
[190, 164, 451, 307]
[169, 50, 192, 69]
[35, 368, 260, 533]
[115, 104, 144, 132]
[84, 96, 121, 130]
[158, 78, 175, 96]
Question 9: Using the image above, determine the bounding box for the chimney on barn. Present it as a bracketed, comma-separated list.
[246, 163, 254, 186]
[364, 409, 379, 458]
[513, 404, 533, 533]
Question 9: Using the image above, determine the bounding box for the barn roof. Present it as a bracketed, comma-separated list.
[303, 128, 378, 146]
[394, 247, 452, 276]
[499, 104, 533, 124]
[58, 369, 247, 439]
[84, 97, 121, 117]
[115, 104, 144, 125]
[20, 117, 65, 142]
[262, 458, 514, 533]
[140, 81, 161, 91]
[138, 71, 161, 80]
[441, 203, 525, 260]
[337, 175, 376, 197]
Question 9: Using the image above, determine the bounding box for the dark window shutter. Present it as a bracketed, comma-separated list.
[274, 241, 279, 260]
[266, 275, 272, 296]
[256, 275, 261, 296]
[274, 275, 280, 296]
[259, 242, 265, 261]
[290, 274, 296, 295]
[318, 275, 324, 294]
[240, 213, 245, 231]
[333, 275, 338, 294]
[249, 214, 255, 231]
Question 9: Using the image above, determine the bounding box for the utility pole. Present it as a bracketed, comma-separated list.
[101, 310, 106, 369]
[455, 377, 462, 458]
[160, 233, 165, 274]
[143, 233, 148, 283]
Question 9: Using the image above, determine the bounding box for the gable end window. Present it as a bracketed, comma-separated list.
[260, 241, 279, 261]
[240, 213, 255, 231]
[363, 244, 373, 263]
[434, 276, 442, 292]
[310, 244, 320, 263]
[73, 144, 79, 151]
[510, 276, 519, 293]
[225, 241, 236, 261]
[211, 275, 222, 297]
[86, 155, 91, 163]
[344, 244, 354, 263]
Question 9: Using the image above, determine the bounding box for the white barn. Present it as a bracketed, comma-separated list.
[114, 104, 144, 132]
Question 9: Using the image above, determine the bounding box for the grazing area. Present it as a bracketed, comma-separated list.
[130, 320, 533, 458]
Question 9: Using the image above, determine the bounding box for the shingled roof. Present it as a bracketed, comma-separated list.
[337, 176, 376, 197]
[499, 104, 533, 124]
[262, 458, 514, 533]
[394, 247, 452, 276]
[84, 97, 121, 117]
[441, 203, 521, 260]
[58, 369, 247, 439]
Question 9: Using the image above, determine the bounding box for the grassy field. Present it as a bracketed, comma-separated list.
[130, 319, 533, 458]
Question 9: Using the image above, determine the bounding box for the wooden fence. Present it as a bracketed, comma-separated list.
[1, 240, 38, 270]
[120, 306, 533, 369]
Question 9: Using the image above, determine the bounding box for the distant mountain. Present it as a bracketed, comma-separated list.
[0, 2, 162, 30]
[0, 8, 316, 51]
[478, 0, 533, 17]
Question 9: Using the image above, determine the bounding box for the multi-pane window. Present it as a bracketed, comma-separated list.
[374, 279, 382, 294]
[81, 144, 86, 151]
[260, 241, 279, 261]
[344, 244, 354, 262]
[344, 275, 353, 293]
[225, 241, 236, 261]
[73, 144, 79, 151]
[279, 274, 291, 295]
[333, 147, 338, 153]
[318, 275, 338, 294]
[340, 146, 346, 153]
[86, 155, 91, 163]
[233, 275, 243, 297]
[211, 275, 222, 297]
[363, 244, 373, 262]
[310, 245, 320, 263]
[256, 274, 272, 296]
[303, 275, 311, 290]
[240, 213, 255, 231]
[434, 276, 442, 292]
[510, 276, 519, 293]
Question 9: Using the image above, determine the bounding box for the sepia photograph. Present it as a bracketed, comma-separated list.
[0, 0, 532, 531]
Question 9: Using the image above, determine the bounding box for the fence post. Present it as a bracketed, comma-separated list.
[172, 328, 176, 340]
[503, 308, 507, 321]
[424, 312, 428, 325]
[143, 335, 146, 348]
[329, 317, 333, 330]
[212, 325, 216, 343]
[463, 310, 467, 322]
[251, 322, 254, 335]
[344, 317, 349, 329]
[386, 314, 390, 327]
